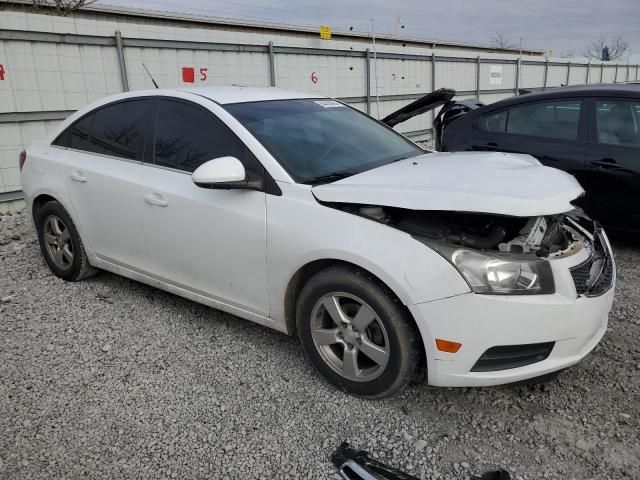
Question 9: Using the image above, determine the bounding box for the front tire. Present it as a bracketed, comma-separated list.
[35, 200, 98, 281]
[296, 265, 421, 398]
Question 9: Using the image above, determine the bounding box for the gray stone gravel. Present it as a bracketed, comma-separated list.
[1, 211, 639, 479]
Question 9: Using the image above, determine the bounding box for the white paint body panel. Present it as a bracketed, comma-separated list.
[313, 152, 585, 217]
[139, 165, 269, 316]
[192, 156, 246, 184]
[20, 88, 613, 388]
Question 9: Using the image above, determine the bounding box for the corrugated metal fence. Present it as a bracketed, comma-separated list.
[1, 26, 639, 209]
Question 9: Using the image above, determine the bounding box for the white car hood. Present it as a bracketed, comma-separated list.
[312, 152, 584, 217]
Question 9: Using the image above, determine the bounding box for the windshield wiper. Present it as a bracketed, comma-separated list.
[303, 171, 355, 185]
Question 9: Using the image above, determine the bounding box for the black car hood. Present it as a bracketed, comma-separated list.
[381, 88, 456, 127]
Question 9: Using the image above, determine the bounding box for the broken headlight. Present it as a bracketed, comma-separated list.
[451, 249, 554, 295]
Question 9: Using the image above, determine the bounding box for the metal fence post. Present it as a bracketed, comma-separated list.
[268, 41, 276, 87]
[475, 56, 481, 98]
[514, 57, 520, 94]
[626, 64, 630, 82]
[565, 60, 571, 85]
[614, 62, 619, 83]
[543, 58, 549, 90]
[585, 60, 590, 84]
[600, 62, 604, 82]
[365, 48, 371, 115]
[114, 30, 129, 92]
[431, 52, 436, 140]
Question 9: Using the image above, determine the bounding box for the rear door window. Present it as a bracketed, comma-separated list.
[68, 114, 94, 151]
[89, 100, 147, 160]
[596, 99, 640, 147]
[53, 99, 147, 160]
[479, 100, 582, 141]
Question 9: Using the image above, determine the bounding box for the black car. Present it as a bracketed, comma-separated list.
[383, 84, 640, 232]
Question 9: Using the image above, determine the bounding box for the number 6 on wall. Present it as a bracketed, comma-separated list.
[311, 71, 318, 84]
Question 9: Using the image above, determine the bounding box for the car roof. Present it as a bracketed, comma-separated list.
[176, 86, 324, 104]
[487, 83, 640, 110]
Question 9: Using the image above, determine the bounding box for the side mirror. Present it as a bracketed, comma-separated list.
[192, 156, 246, 187]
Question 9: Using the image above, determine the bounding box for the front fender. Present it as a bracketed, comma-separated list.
[266, 183, 470, 327]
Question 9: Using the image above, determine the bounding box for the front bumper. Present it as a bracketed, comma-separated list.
[409, 226, 615, 388]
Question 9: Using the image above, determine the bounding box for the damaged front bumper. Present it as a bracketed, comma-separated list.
[408, 227, 615, 388]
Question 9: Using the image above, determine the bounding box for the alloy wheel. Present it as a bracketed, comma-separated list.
[43, 215, 74, 270]
[310, 292, 390, 382]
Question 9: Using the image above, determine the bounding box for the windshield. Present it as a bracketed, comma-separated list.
[225, 99, 424, 184]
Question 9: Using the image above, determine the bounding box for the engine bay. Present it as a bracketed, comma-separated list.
[333, 203, 589, 258]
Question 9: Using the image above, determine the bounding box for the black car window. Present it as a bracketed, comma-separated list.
[508, 100, 581, 140]
[479, 110, 507, 132]
[53, 100, 147, 160]
[67, 113, 94, 151]
[479, 100, 582, 141]
[89, 100, 147, 160]
[152, 99, 262, 175]
[596, 100, 640, 148]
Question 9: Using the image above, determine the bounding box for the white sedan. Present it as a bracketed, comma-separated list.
[20, 87, 615, 398]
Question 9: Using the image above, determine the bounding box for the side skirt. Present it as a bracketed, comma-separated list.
[90, 256, 288, 334]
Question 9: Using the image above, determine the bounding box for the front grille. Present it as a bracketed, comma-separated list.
[568, 225, 614, 298]
[471, 342, 555, 372]
[570, 256, 614, 297]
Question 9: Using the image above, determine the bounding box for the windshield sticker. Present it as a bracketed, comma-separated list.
[314, 100, 344, 108]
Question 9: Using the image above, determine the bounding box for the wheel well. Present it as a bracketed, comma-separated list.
[284, 260, 426, 369]
[32, 194, 57, 222]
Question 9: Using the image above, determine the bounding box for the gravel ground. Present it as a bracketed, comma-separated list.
[1, 211, 639, 480]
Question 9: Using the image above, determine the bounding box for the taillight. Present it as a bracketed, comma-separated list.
[18, 150, 26, 171]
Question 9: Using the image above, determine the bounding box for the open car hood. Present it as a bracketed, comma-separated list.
[311, 152, 584, 217]
[382, 88, 456, 127]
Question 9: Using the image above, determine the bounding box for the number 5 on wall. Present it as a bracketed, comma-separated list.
[200, 68, 208, 81]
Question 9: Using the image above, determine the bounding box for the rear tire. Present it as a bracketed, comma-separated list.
[35, 200, 98, 281]
[296, 265, 421, 398]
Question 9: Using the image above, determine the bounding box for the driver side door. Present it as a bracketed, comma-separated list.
[139, 98, 270, 316]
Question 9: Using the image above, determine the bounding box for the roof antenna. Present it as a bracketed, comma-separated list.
[142, 63, 159, 89]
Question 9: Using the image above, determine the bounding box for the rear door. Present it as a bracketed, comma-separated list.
[470, 99, 588, 187]
[583, 97, 640, 230]
[139, 98, 270, 316]
[54, 99, 149, 270]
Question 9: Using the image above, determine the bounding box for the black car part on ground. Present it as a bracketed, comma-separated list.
[331, 442, 511, 480]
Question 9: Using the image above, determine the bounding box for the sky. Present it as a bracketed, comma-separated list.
[101, 0, 640, 62]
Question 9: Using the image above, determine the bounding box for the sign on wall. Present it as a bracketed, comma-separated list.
[489, 65, 503, 85]
[182, 66, 208, 83]
[320, 25, 332, 40]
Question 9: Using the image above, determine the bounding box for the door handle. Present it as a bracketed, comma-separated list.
[69, 171, 87, 183]
[590, 158, 621, 170]
[143, 193, 168, 207]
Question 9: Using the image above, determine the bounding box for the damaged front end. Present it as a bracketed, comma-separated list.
[330, 203, 614, 298]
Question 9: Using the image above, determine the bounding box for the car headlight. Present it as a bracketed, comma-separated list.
[418, 239, 555, 295]
[451, 249, 554, 295]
